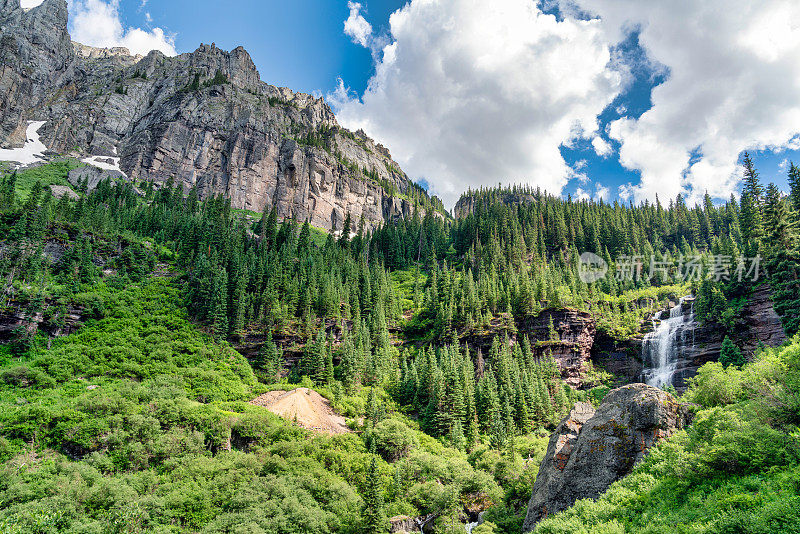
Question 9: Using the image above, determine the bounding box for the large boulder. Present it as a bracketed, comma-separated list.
[522, 383, 691, 531]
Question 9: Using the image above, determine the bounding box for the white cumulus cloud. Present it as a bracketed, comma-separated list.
[331, 0, 624, 208]
[69, 0, 176, 56]
[618, 182, 633, 202]
[591, 135, 613, 157]
[568, 0, 800, 204]
[575, 183, 608, 201]
[343, 2, 373, 48]
[334, 0, 800, 207]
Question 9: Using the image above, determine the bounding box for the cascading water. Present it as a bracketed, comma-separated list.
[465, 512, 485, 533]
[641, 297, 695, 388]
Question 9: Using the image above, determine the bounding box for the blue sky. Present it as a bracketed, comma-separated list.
[117, 0, 397, 96]
[71, 0, 800, 208]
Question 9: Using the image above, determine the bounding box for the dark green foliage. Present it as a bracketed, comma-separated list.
[183, 72, 201, 92]
[203, 69, 228, 87]
[695, 278, 728, 323]
[254, 331, 282, 381]
[361, 454, 386, 533]
[114, 240, 156, 282]
[764, 176, 800, 336]
[719, 335, 745, 367]
[768, 245, 800, 336]
[741, 152, 765, 203]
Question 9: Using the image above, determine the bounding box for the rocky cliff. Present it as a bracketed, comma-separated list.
[519, 309, 596, 388]
[522, 384, 692, 531]
[462, 308, 596, 388]
[0, 0, 439, 232]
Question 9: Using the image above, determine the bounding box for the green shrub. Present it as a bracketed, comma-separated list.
[371, 418, 419, 462]
[684, 361, 744, 407]
[0, 365, 56, 389]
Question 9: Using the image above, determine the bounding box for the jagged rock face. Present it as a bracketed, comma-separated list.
[0, 0, 429, 232]
[522, 384, 691, 531]
[519, 309, 596, 388]
[0, 302, 84, 341]
[590, 331, 644, 386]
[737, 284, 786, 354]
[0, 0, 74, 145]
[462, 308, 596, 387]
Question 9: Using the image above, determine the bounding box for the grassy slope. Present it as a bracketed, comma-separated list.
[9, 161, 76, 201]
[0, 278, 546, 533]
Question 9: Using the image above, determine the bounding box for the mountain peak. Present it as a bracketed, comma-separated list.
[0, 6, 444, 231]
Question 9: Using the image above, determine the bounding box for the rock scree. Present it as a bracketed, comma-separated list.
[522, 383, 691, 531]
[249, 387, 349, 434]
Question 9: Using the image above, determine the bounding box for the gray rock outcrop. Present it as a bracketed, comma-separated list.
[462, 307, 596, 388]
[519, 308, 596, 387]
[0, 0, 441, 232]
[522, 383, 691, 531]
[68, 164, 126, 192]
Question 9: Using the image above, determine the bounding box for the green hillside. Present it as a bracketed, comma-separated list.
[1, 157, 799, 533]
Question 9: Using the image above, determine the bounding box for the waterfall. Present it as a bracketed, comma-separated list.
[465, 512, 485, 533]
[641, 297, 695, 388]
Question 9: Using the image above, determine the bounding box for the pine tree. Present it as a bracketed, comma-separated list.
[768, 243, 800, 336]
[297, 220, 311, 253]
[739, 191, 763, 249]
[788, 162, 800, 217]
[362, 454, 386, 534]
[255, 331, 282, 381]
[324, 342, 335, 385]
[366, 386, 380, 428]
[339, 211, 352, 248]
[340, 329, 358, 391]
[307, 330, 327, 382]
[230, 265, 248, 336]
[548, 314, 559, 341]
[719, 335, 745, 368]
[0, 170, 17, 210]
[741, 152, 764, 205]
[763, 183, 793, 252]
[211, 268, 229, 338]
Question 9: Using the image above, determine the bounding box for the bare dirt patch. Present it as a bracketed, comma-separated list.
[249, 387, 349, 434]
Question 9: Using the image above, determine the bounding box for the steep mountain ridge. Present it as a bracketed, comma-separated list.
[0, 0, 440, 231]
